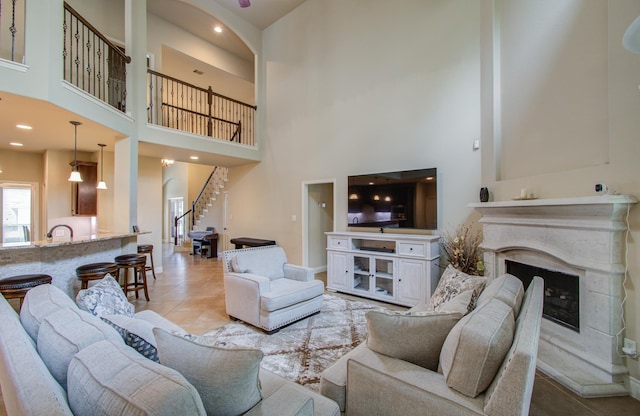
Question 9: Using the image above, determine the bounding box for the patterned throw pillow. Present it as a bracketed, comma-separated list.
[76, 274, 134, 318]
[101, 315, 161, 362]
[428, 265, 487, 312]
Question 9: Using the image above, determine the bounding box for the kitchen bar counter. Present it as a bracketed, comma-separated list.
[0, 232, 145, 298]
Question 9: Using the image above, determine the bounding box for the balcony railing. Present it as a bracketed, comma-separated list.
[0, 0, 26, 63]
[147, 69, 256, 146]
[63, 2, 130, 112]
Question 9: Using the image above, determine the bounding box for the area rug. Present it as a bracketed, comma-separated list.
[203, 294, 387, 391]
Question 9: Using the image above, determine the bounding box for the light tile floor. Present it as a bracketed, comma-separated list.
[2, 243, 640, 415]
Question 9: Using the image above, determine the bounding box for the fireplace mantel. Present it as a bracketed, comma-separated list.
[469, 195, 637, 219]
[471, 194, 637, 398]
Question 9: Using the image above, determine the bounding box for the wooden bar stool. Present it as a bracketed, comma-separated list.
[115, 254, 149, 301]
[0, 274, 52, 309]
[76, 262, 119, 289]
[137, 244, 157, 280]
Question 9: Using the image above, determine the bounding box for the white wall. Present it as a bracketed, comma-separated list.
[137, 156, 163, 272]
[481, 0, 640, 386]
[227, 0, 482, 262]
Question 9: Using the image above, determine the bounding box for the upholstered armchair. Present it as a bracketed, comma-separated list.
[223, 246, 325, 333]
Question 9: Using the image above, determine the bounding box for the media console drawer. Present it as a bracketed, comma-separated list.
[328, 237, 349, 249]
[397, 242, 426, 257]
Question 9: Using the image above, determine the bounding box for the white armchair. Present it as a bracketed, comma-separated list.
[223, 246, 325, 333]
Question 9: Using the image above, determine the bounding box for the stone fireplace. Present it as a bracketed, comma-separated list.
[471, 195, 637, 397]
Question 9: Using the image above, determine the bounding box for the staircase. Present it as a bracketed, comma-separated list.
[191, 166, 228, 231]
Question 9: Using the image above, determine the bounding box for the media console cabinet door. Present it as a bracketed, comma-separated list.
[71, 161, 98, 216]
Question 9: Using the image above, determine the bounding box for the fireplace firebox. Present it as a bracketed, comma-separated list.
[506, 260, 579, 332]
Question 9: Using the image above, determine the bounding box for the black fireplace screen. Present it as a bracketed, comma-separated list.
[506, 260, 580, 332]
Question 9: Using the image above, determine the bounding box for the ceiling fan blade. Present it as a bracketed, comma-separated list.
[238, 0, 251, 8]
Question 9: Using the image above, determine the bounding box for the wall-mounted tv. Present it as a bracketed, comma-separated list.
[348, 168, 437, 230]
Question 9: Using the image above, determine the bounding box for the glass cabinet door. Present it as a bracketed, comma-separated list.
[353, 255, 371, 293]
[374, 258, 394, 298]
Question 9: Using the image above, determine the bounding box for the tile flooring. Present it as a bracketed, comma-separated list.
[2, 243, 640, 415]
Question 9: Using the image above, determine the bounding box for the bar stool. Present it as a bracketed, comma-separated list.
[137, 244, 157, 280]
[114, 254, 149, 301]
[76, 262, 119, 290]
[0, 274, 52, 309]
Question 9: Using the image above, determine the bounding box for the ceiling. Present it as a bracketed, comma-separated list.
[0, 0, 305, 162]
[208, 0, 306, 31]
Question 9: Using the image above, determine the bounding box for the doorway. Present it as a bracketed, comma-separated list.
[169, 197, 184, 245]
[302, 180, 335, 271]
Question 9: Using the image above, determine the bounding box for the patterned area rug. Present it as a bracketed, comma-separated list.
[203, 294, 387, 391]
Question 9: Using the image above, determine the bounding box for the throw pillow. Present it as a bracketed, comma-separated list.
[37, 307, 124, 389]
[365, 310, 462, 370]
[410, 289, 475, 316]
[101, 314, 161, 362]
[428, 265, 487, 312]
[154, 327, 263, 416]
[67, 340, 206, 416]
[76, 274, 134, 318]
[440, 298, 515, 397]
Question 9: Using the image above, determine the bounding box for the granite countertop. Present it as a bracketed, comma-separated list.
[0, 231, 146, 250]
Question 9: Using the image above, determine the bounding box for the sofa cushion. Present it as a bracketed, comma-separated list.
[154, 327, 263, 416]
[440, 298, 515, 397]
[261, 278, 324, 311]
[428, 265, 487, 312]
[20, 283, 77, 341]
[476, 274, 524, 316]
[37, 307, 124, 389]
[244, 384, 314, 416]
[67, 340, 206, 416]
[76, 274, 134, 318]
[232, 247, 287, 280]
[365, 310, 461, 370]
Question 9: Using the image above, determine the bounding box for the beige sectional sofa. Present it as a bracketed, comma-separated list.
[320, 273, 544, 416]
[0, 283, 339, 416]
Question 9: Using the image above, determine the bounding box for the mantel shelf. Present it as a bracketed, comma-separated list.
[468, 194, 637, 209]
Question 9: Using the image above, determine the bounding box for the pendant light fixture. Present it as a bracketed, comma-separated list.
[97, 143, 107, 190]
[68, 121, 83, 182]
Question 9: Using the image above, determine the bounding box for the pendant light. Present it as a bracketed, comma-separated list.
[68, 121, 83, 182]
[97, 143, 107, 190]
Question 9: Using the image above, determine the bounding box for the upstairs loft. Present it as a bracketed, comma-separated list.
[0, 0, 261, 168]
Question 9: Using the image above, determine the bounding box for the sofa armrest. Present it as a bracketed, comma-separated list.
[244, 384, 313, 416]
[346, 348, 484, 416]
[284, 264, 315, 282]
[224, 273, 271, 326]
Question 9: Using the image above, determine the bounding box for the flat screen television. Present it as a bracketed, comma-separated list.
[348, 168, 437, 230]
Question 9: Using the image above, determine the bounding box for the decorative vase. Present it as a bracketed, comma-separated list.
[479, 187, 489, 202]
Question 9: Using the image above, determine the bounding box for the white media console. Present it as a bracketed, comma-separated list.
[326, 231, 441, 306]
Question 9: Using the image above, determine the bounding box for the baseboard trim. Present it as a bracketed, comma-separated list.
[627, 374, 640, 401]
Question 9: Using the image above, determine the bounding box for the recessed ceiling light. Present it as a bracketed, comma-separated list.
[190, 156, 199, 160]
[214, 26, 222, 33]
[10, 142, 23, 147]
[16, 124, 32, 130]
[193, 69, 204, 75]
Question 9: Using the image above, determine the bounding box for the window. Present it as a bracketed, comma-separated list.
[1, 183, 34, 243]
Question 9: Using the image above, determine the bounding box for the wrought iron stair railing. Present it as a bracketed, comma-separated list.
[147, 69, 256, 146]
[173, 166, 228, 245]
[63, 2, 131, 112]
[0, 0, 26, 63]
